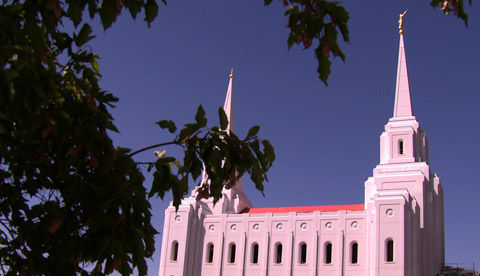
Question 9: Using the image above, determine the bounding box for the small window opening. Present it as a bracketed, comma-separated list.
[275, 243, 283, 264]
[206, 243, 214, 263]
[251, 243, 259, 264]
[299, 243, 307, 264]
[228, 243, 236, 263]
[351, 242, 358, 264]
[325, 242, 332, 264]
[399, 140, 404, 155]
[170, 241, 178, 261]
[386, 240, 394, 262]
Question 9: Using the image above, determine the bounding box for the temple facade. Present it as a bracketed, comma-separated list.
[158, 30, 445, 276]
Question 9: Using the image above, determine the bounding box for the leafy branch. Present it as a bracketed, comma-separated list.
[265, 0, 351, 85]
[132, 105, 275, 209]
[430, 0, 472, 26]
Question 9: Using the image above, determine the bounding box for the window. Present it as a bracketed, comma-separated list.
[351, 242, 358, 264]
[228, 243, 236, 264]
[386, 239, 394, 262]
[170, 241, 178, 261]
[325, 242, 332, 264]
[299, 243, 307, 264]
[251, 243, 259, 264]
[275, 243, 283, 264]
[206, 243, 214, 263]
[399, 140, 404, 155]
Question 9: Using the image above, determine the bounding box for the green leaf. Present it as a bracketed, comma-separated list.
[246, 125, 260, 139]
[67, 0, 87, 27]
[219, 107, 228, 130]
[87, 0, 98, 19]
[105, 120, 119, 133]
[285, 5, 297, 15]
[190, 156, 202, 180]
[250, 140, 267, 170]
[150, 163, 172, 199]
[90, 54, 101, 75]
[251, 165, 265, 196]
[98, 0, 117, 30]
[315, 44, 332, 86]
[333, 5, 350, 42]
[156, 120, 177, 133]
[144, 0, 159, 26]
[125, 0, 142, 19]
[74, 24, 95, 47]
[178, 123, 200, 143]
[208, 150, 223, 175]
[195, 105, 207, 127]
[262, 140, 275, 166]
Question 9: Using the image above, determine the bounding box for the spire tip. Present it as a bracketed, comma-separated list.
[398, 9, 409, 34]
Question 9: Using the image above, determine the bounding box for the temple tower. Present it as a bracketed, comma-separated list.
[364, 15, 445, 276]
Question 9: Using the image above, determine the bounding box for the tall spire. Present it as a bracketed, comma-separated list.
[223, 68, 234, 132]
[393, 11, 413, 118]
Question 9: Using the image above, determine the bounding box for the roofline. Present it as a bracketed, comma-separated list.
[243, 204, 364, 214]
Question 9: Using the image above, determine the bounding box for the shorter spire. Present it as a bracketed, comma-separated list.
[393, 13, 413, 118]
[223, 68, 234, 132]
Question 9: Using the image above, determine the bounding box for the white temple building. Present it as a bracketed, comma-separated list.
[158, 26, 445, 276]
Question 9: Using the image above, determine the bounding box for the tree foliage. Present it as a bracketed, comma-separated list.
[0, 0, 276, 274]
[139, 106, 275, 209]
[263, 0, 472, 85]
[0, 1, 166, 274]
[269, 0, 350, 85]
[430, 0, 472, 26]
[0, 0, 472, 275]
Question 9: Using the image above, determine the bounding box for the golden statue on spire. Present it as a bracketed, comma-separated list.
[398, 9, 409, 34]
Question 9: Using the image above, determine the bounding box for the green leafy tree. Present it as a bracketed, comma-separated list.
[0, 0, 472, 275]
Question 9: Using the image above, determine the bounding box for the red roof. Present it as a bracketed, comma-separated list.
[244, 204, 364, 214]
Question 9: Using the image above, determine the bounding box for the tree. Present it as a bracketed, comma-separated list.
[0, 0, 276, 274]
[0, 0, 472, 275]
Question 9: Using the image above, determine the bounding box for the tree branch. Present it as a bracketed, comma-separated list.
[128, 141, 178, 157]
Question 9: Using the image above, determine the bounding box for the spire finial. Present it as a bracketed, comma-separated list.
[398, 9, 409, 34]
[229, 68, 234, 79]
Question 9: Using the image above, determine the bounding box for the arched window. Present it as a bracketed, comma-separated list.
[251, 243, 259, 264]
[299, 242, 307, 264]
[399, 140, 404, 155]
[351, 242, 358, 264]
[228, 243, 236, 264]
[275, 243, 283, 264]
[206, 243, 214, 263]
[170, 241, 179, 261]
[386, 239, 394, 262]
[325, 242, 332, 264]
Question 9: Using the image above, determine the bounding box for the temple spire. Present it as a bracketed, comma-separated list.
[393, 12, 413, 118]
[223, 68, 234, 132]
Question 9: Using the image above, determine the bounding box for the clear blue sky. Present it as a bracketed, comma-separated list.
[88, 1, 480, 274]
